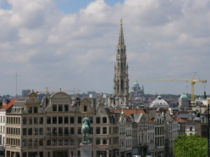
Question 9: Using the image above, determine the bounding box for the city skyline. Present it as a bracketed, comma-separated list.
[0, 0, 209, 95]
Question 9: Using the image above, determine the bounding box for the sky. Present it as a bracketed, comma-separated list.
[0, 0, 209, 96]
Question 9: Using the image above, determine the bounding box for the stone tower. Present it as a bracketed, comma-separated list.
[113, 20, 129, 107]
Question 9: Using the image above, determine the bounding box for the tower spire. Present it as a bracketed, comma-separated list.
[118, 18, 125, 46]
[113, 19, 129, 107]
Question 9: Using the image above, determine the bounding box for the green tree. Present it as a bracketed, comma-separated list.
[173, 135, 207, 157]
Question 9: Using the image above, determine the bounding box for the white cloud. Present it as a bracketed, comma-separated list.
[0, 0, 210, 95]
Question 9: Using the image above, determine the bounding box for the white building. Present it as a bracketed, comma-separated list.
[0, 98, 15, 156]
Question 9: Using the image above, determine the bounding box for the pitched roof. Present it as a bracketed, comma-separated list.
[1, 98, 16, 111]
[173, 115, 186, 123]
[110, 109, 144, 116]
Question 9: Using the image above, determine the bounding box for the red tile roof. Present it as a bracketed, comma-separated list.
[1, 98, 16, 111]
[148, 119, 154, 123]
[110, 109, 144, 116]
[173, 115, 186, 123]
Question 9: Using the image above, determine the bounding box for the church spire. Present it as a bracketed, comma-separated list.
[118, 18, 125, 46]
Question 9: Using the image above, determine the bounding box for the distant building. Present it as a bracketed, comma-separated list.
[130, 82, 144, 106]
[178, 94, 190, 110]
[130, 82, 144, 97]
[149, 96, 169, 109]
[22, 90, 31, 97]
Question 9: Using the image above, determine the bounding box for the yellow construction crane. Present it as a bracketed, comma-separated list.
[135, 72, 207, 102]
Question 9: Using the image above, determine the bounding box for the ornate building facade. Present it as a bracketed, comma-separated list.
[5, 91, 119, 157]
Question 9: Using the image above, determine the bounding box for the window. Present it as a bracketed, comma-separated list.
[53, 139, 57, 145]
[39, 152, 43, 157]
[29, 118, 33, 125]
[90, 127, 93, 134]
[58, 105, 63, 112]
[78, 128, 81, 134]
[53, 128, 57, 136]
[47, 140, 51, 146]
[103, 139, 107, 145]
[70, 117, 74, 124]
[70, 139, 74, 145]
[39, 117, 43, 124]
[70, 128, 74, 134]
[78, 117, 82, 124]
[64, 139, 68, 145]
[47, 128, 51, 135]
[96, 117, 100, 124]
[28, 107, 32, 113]
[113, 127, 118, 134]
[96, 127, 100, 134]
[39, 139, 43, 146]
[59, 139, 63, 145]
[22, 117, 27, 125]
[52, 104, 57, 111]
[39, 128, 43, 135]
[53, 117, 57, 124]
[190, 127, 192, 131]
[103, 127, 107, 134]
[58, 117, 63, 124]
[34, 107, 38, 113]
[22, 128, 27, 136]
[34, 117, 38, 124]
[34, 139, 38, 147]
[103, 117, 107, 123]
[64, 104, 69, 112]
[34, 128, 38, 135]
[64, 128, 69, 135]
[84, 106, 87, 112]
[28, 128, 32, 135]
[64, 117, 68, 124]
[90, 117, 93, 123]
[96, 138, 100, 145]
[47, 117, 51, 124]
[58, 128, 63, 135]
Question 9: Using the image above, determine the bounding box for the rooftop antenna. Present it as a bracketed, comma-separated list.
[16, 72, 18, 98]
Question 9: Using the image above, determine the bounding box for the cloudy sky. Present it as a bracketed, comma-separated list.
[0, 0, 209, 96]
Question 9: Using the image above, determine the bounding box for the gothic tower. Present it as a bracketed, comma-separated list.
[113, 20, 129, 106]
